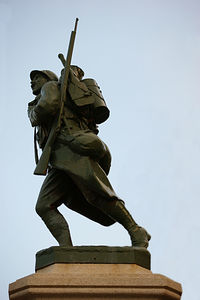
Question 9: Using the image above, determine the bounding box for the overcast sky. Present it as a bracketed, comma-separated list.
[1, 0, 200, 299]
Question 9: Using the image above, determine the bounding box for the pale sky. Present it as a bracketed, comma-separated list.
[1, 1, 200, 299]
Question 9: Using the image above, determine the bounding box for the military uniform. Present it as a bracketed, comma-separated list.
[28, 68, 150, 247]
[28, 70, 119, 227]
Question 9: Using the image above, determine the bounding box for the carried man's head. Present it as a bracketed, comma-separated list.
[30, 70, 58, 95]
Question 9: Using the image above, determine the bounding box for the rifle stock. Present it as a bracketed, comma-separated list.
[34, 18, 79, 175]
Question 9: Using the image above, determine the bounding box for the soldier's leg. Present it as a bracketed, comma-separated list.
[92, 198, 151, 248]
[36, 168, 73, 246]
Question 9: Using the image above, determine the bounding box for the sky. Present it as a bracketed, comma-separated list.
[1, 0, 200, 299]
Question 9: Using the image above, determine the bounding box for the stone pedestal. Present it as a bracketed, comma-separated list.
[9, 246, 182, 300]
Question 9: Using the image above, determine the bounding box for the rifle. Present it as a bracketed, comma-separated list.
[34, 18, 79, 175]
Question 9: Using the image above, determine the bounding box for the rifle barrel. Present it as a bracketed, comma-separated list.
[34, 18, 79, 175]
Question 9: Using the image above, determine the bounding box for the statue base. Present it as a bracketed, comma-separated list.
[9, 246, 182, 300]
[35, 245, 151, 270]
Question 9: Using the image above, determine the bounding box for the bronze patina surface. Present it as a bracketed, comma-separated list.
[36, 246, 151, 270]
[28, 19, 150, 249]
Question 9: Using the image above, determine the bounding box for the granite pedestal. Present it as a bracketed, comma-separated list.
[9, 246, 182, 300]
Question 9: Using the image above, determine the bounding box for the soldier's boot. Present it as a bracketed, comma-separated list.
[41, 209, 73, 247]
[96, 199, 151, 248]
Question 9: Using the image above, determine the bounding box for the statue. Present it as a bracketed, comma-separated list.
[27, 19, 150, 248]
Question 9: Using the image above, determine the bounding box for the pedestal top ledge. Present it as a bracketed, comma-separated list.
[36, 246, 150, 271]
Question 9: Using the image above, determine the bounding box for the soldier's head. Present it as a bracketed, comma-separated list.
[30, 70, 58, 95]
[70, 65, 84, 80]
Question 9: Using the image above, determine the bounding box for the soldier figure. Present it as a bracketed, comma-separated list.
[28, 67, 151, 248]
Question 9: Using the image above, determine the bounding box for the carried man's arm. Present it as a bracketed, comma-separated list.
[34, 18, 79, 175]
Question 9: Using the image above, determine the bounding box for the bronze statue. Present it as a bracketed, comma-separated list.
[28, 19, 150, 248]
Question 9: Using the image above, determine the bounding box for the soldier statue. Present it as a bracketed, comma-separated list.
[28, 66, 151, 248]
[28, 19, 150, 248]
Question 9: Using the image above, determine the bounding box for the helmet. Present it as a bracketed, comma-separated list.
[30, 70, 58, 81]
[70, 65, 84, 80]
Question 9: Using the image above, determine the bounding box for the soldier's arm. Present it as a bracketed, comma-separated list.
[28, 81, 60, 126]
[28, 99, 39, 127]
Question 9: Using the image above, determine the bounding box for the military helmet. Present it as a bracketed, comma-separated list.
[71, 65, 84, 80]
[30, 70, 58, 81]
